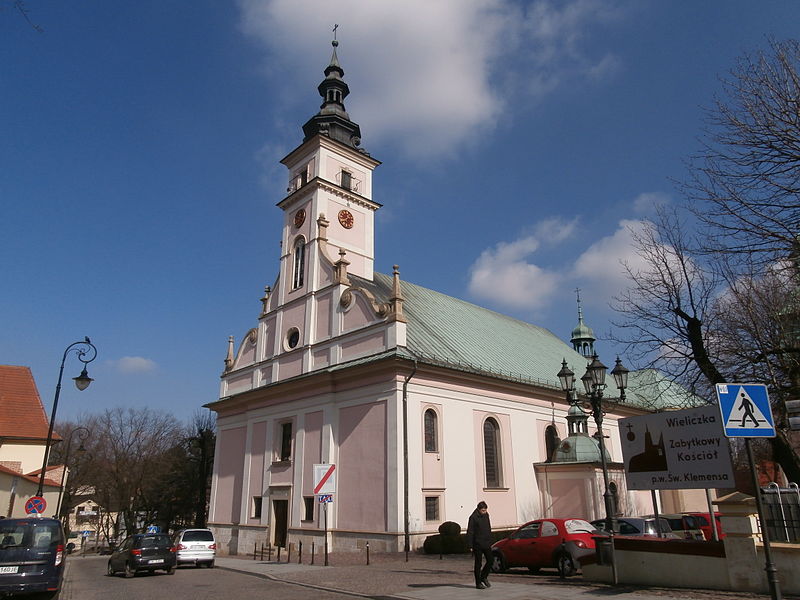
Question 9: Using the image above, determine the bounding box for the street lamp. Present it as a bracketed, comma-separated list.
[557, 354, 628, 583]
[55, 426, 91, 519]
[36, 338, 97, 498]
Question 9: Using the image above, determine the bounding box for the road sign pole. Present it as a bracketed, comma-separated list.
[323, 502, 329, 567]
[745, 438, 782, 600]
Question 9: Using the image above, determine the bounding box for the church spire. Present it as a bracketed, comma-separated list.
[570, 288, 596, 357]
[302, 30, 365, 151]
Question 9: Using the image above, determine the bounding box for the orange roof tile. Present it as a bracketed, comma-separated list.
[0, 366, 51, 440]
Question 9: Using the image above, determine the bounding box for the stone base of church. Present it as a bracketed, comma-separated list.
[209, 523, 432, 556]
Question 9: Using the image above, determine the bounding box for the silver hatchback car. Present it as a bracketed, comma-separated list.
[173, 529, 216, 568]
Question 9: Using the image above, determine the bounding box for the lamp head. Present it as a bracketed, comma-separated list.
[611, 356, 629, 395]
[556, 359, 575, 392]
[587, 354, 607, 387]
[73, 367, 93, 391]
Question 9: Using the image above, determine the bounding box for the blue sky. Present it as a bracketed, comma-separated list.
[3, 1, 799, 422]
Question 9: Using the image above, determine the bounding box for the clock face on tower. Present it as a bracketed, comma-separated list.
[293, 209, 306, 228]
[338, 209, 354, 229]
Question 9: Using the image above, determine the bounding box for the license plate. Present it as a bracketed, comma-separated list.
[0, 566, 19, 573]
[191, 545, 205, 549]
[147, 559, 164, 564]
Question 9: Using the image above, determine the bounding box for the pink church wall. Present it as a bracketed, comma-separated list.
[279, 353, 303, 380]
[235, 338, 256, 368]
[246, 421, 267, 524]
[281, 302, 306, 339]
[226, 372, 252, 396]
[342, 294, 374, 332]
[215, 427, 246, 524]
[548, 479, 587, 518]
[337, 402, 387, 532]
[421, 405, 444, 489]
[312, 348, 330, 369]
[302, 412, 323, 504]
[264, 317, 276, 359]
[472, 411, 517, 528]
[340, 331, 386, 362]
[316, 294, 332, 340]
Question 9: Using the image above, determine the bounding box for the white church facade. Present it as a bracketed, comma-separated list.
[205, 40, 707, 554]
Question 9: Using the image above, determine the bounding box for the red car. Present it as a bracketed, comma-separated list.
[490, 518, 597, 577]
[687, 512, 725, 540]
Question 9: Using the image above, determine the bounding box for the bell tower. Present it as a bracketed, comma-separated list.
[275, 38, 381, 309]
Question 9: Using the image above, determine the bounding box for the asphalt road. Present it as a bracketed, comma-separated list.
[60, 554, 359, 600]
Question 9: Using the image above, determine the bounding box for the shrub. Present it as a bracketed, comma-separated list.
[438, 521, 461, 537]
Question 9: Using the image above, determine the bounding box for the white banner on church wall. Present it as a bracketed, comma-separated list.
[619, 404, 734, 490]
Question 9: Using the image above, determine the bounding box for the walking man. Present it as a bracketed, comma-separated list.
[467, 501, 492, 590]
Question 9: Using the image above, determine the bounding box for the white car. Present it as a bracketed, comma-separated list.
[173, 529, 216, 568]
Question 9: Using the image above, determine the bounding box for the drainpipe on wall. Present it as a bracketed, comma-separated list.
[402, 358, 417, 562]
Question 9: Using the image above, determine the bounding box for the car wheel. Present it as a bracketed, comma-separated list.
[490, 551, 506, 573]
[107, 561, 115, 576]
[124, 562, 135, 578]
[166, 565, 176, 575]
[206, 560, 214, 569]
[557, 552, 576, 577]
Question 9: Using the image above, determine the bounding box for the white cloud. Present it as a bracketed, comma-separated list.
[111, 356, 158, 374]
[572, 218, 652, 300]
[467, 217, 579, 310]
[237, 0, 625, 159]
[632, 191, 671, 215]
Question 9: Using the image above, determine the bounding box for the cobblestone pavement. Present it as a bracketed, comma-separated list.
[214, 552, 797, 600]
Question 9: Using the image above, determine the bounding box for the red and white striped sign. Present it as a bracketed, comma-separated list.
[313, 463, 336, 495]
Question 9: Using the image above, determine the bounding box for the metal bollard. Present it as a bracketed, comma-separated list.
[260, 542, 265, 561]
[253, 542, 257, 560]
[287, 543, 292, 564]
[311, 541, 315, 565]
[299, 541, 303, 564]
[277, 545, 281, 562]
[366, 541, 370, 566]
[268, 542, 272, 561]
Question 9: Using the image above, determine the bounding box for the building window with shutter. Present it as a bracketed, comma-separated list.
[424, 409, 438, 453]
[483, 417, 502, 488]
[292, 238, 305, 289]
[425, 496, 439, 521]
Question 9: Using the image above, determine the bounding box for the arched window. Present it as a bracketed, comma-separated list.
[292, 238, 305, 289]
[483, 417, 502, 488]
[545, 425, 560, 463]
[424, 409, 438, 453]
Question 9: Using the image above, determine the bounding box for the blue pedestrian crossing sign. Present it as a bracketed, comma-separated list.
[715, 383, 776, 438]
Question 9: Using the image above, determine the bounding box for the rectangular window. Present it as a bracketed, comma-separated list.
[252, 497, 263, 519]
[425, 496, 439, 522]
[303, 496, 314, 521]
[340, 170, 352, 190]
[279, 422, 292, 461]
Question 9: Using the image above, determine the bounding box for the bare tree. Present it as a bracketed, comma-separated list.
[613, 39, 800, 482]
[683, 38, 800, 268]
[611, 206, 722, 403]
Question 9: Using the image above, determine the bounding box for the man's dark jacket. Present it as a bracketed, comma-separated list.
[466, 509, 492, 549]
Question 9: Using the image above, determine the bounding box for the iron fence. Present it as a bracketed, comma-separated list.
[761, 482, 800, 543]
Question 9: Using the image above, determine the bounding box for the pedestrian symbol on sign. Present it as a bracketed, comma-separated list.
[716, 383, 776, 438]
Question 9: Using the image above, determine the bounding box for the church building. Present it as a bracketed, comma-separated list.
[205, 40, 702, 554]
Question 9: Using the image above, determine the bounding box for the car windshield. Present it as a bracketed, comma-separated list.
[139, 535, 171, 548]
[644, 519, 673, 534]
[0, 521, 61, 549]
[564, 519, 595, 533]
[182, 530, 214, 542]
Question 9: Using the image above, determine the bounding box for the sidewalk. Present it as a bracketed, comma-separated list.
[214, 553, 786, 600]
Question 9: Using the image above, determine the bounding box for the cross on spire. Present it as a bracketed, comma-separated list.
[332, 23, 338, 40]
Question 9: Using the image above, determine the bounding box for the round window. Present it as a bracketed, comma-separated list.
[286, 328, 300, 349]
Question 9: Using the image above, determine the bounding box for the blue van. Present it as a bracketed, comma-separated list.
[0, 517, 65, 599]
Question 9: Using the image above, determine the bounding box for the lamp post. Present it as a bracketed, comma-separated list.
[36, 338, 97, 498]
[55, 426, 90, 519]
[557, 354, 629, 583]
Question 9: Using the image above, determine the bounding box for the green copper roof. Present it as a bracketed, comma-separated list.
[551, 434, 609, 463]
[347, 272, 698, 412]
